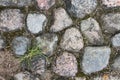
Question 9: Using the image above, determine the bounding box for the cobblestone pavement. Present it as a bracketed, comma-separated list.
[1, 0, 120, 80]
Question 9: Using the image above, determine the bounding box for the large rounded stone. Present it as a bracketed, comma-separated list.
[0, 9, 24, 32]
[12, 36, 31, 56]
[0, 0, 32, 7]
[82, 47, 111, 74]
[35, 33, 58, 56]
[60, 28, 84, 52]
[111, 33, 120, 48]
[27, 13, 47, 34]
[64, 0, 97, 18]
[81, 18, 104, 45]
[36, 0, 55, 10]
[102, 0, 120, 7]
[50, 8, 73, 32]
[101, 13, 120, 34]
[53, 52, 78, 77]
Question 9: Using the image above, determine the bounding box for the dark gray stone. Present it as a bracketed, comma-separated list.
[0, 9, 24, 32]
[101, 13, 120, 34]
[64, 0, 97, 18]
[82, 47, 111, 74]
[81, 18, 104, 45]
[12, 36, 31, 56]
[0, 36, 5, 50]
[53, 52, 78, 77]
[27, 13, 47, 34]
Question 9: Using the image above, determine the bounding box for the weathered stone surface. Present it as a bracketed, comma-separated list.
[0, 0, 32, 7]
[112, 56, 120, 71]
[64, 0, 97, 18]
[50, 8, 73, 32]
[12, 36, 31, 56]
[81, 18, 104, 45]
[35, 33, 58, 56]
[0, 36, 5, 50]
[82, 47, 111, 74]
[102, 0, 120, 7]
[93, 75, 120, 80]
[101, 13, 120, 34]
[27, 13, 47, 34]
[40, 70, 53, 80]
[53, 52, 78, 77]
[36, 0, 55, 10]
[14, 71, 39, 80]
[60, 28, 84, 52]
[0, 9, 24, 32]
[111, 33, 120, 48]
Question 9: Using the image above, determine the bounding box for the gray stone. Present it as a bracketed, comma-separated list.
[64, 0, 97, 18]
[14, 71, 39, 80]
[35, 33, 58, 56]
[12, 36, 31, 56]
[111, 33, 120, 48]
[82, 47, 111, 74]
[36, 0, 55, 10]
[30, 56, 46, 75]
[0, 36, 5, 50]
[0, 9, 24, 32]
[101, 13, 120, 34]
[53, 52, 78, 77]
[112, 56, 120, 71]
[60, 28, 84, 52]
[81, 18, 104, 45]
[40, 70, 53, 80]
[50, 8, 73, 32]
[0, 76, 5, 80]
[102, 0, 120, 7]
[27, 13, 47, 34]
[0, 0, 32, 7]
[75, 77, 86, 80]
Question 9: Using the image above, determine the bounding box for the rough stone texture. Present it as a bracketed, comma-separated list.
[27, 13, 47, 34]
[53, 52, 78, 77]
[82, 47, 111, 74]
[0, 0, 32, 7]
[81, 18, 104, 45]
[14, 71, 39, 80]
[0, 36, 5, 50]
[30, 56, 46, 75]
[102, 0, 120, 7]
[60, 28, 84, 52]
[50, 8, 73, 32]
[35, 33, 58, 56]
[40, 70, 53, 80]
[112, 56, 120, 71]
[64, 0, 97, 18]
[37, 0, 55, 10]
[0, 9, 24, 32]
[111, 33, 120, 48]
[93, 75, 120, 80]
[12, 36, 31, 56]
[101, 13, 120, 34]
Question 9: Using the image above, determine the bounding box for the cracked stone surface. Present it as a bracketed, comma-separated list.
[50, 8, 73, 32]
[0, 9, 24, 32]
[64, 0, 97, 18]
[82, 47, 111, 74]
[27, 13, 47, 34]
[81, 17, 104, 45]
[53, 52, 78, 77]
[60, 27, 84, 52]
[101, 13, 120, 34]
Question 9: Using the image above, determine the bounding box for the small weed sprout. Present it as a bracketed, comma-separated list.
[20, 45, 48, 66]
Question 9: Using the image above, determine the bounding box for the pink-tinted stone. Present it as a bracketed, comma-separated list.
[102, 0, 120, 7]
[37, 0, 55, 10]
